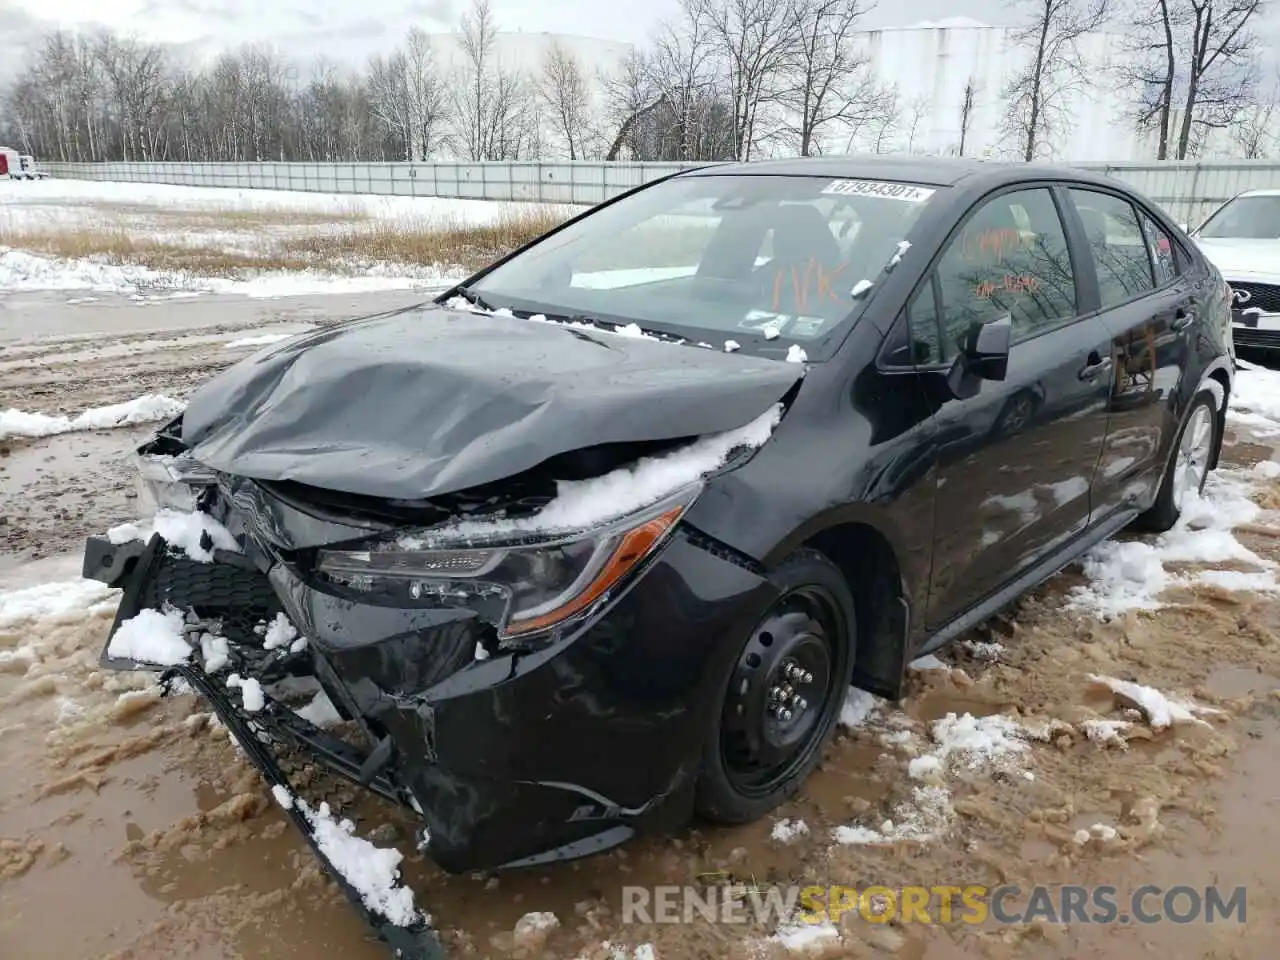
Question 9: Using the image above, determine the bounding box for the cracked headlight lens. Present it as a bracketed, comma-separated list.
[315, 486, 699, 640]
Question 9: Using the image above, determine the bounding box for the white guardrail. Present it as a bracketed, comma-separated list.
[33, 158, 1280, 225]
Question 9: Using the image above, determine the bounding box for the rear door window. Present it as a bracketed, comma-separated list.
[1067, 189, 1156, 308]
[1139, 213, 1180, 285]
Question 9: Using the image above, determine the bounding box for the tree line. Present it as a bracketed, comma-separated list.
[0, 0, 1270, 166]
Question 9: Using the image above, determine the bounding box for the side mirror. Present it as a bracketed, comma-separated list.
[946, 315, 1011, 400]
[964, 315, 1011, 381]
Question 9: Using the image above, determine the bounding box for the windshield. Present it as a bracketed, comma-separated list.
[1198, 195, 1280, 239]
[467, 173, 940, 353]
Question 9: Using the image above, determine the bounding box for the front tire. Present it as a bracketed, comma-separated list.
[1137, 391, 1219, 533]
[695, 548, 856, 824]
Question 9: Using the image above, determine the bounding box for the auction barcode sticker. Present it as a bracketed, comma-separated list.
[822, 179, 936, 202]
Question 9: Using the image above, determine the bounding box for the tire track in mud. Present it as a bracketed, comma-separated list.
[4, 305, 1280, 959]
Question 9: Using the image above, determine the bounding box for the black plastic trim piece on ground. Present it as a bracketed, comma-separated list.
[158, 665, 448, 960]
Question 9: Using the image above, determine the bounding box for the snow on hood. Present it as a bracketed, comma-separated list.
[179, 302, 802, 500]
[1192, 237, 1280, 282]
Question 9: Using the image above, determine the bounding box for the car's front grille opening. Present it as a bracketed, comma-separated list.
[1230, 282, 1280, 313]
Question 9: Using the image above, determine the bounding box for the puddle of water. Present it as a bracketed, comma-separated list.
[1203, 664, 1280, 699]
[910, 691, 1007, 724]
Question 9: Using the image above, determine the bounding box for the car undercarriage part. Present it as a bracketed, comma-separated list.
[90, 534, 447, 960]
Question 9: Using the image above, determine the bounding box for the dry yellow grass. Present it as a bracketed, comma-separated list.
[0, 205, 570, 277]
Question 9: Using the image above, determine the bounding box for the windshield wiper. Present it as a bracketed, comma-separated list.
[449, 284, 496, 313]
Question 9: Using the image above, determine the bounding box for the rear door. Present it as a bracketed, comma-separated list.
[1061, 187, 1200, 518]
[914, 185, 1115, 630]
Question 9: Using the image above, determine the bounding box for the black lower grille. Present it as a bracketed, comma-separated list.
[1230, 282, 1280, 313]
[1232, 326, 1280, 350]
[141, 550, 282, 645]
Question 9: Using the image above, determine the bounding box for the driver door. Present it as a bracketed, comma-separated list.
[916, 186, 1114, 630]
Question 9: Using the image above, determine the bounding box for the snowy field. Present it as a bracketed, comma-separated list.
[0, 178, 579, 300]
[4, 272, 1280, 959]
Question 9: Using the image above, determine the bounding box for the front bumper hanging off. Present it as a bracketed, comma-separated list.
[85, 532, 447, 960]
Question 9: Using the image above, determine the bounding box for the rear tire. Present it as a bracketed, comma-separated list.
[695, 548, 856, 824]
[1136, 392, 1219, 533]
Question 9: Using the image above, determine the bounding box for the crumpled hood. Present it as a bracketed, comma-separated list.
[1193, 237, 1280, 282]
[181, 304, 802, 500]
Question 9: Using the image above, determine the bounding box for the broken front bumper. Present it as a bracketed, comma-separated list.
[83, 503, 776, 929]
[86, 532, 445, 959]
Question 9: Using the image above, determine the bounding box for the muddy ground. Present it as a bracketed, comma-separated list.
[2, 291, 1279, 960]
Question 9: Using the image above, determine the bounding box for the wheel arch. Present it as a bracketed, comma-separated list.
[764, 508, 918, 701]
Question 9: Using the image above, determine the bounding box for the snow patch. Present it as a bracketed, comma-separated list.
[838, 687, 885, 729]
[200, 633, 230, 673]
[0, 394, 185, 440]
[407, 404, 784, 541]
[109, 508, 240, 563]
[833, 784, 953, 845]
[1070, 470, 1271, 615]
[261, 612, 298, 651]
[850, 279, 874, 297]
[295, 797, 422, 927]
[771, 918, 841, 954]
[1086, 674, 1221, 730]
[0, 578, 118, 629]
[771, 818, 810, 843]
[724, 340, 741, 352]
[786, 344, 808, 363]
[226, 674, 265, 713]
[960, 640, 1004, 661]
[106, 608, 192, 666]
[909, 654, 948, 671]
[1081, 718, 1132, 746]
[225, 332, 296, 348]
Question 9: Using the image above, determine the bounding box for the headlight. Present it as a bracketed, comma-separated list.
[314, 485, 699, 641]
[135, 452, 217, 513]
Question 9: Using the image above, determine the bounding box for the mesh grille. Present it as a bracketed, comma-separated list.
[1230, 282, 1280, 314]
[141, 551, 282, 645]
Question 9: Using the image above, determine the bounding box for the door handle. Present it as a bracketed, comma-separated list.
[1078, 353, 1113, 381]
[1171, 307, 1194, 331]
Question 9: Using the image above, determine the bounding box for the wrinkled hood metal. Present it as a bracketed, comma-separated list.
[181, 304, 802, 500]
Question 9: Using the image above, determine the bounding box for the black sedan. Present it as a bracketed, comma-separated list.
[81, 156, 1235, 957]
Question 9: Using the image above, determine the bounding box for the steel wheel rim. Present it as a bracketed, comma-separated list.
[719, 586, 845, 799]
[1173, 405, 1214, 510]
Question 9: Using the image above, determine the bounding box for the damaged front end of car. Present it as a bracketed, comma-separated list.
[82, 396, 791, 958]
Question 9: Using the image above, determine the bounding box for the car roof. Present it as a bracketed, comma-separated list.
[1235, 188, 1280, 198]
[676, 154, 1121, 189]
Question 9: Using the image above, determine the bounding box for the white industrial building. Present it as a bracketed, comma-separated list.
[851, 18, 1143, 160]
[424, 19, 1167, 163]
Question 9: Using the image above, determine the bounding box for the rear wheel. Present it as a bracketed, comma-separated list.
[1137, 392, 1219, 533]
[695, 548, 855, 823]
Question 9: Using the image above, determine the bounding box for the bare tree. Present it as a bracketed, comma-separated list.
[647, 4, 733, 160]
[404, 28, 449, 159]
[538, 40, 592, 159]
[695, 0, 801, 159]
[1119, 0, 1260, 159]
[904, 95, 930, 152]
[1001, 0, 1109, 161]
[1231, 66, 1280, 158]
[866, 87, 901, 153]
[957, 76, 978, 155]
[449, 0, 536, 160]
[602, 48, 664, 160]
[779, 0, 894, 155]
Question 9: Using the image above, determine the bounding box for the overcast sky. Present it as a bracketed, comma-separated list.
[2, 0, 1277, 76]
[1, 0, 1024, 66]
